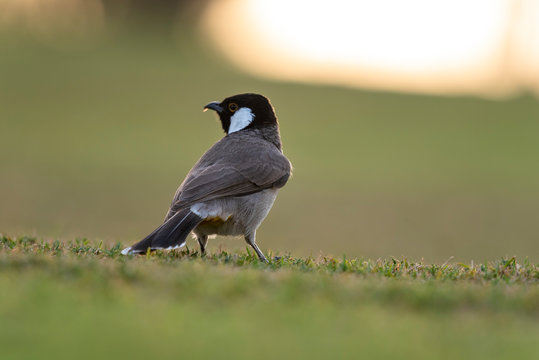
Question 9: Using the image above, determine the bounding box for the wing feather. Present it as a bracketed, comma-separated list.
[167, 135, 291, 215]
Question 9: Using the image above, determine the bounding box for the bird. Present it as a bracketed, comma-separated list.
[121, 93, 292, 262]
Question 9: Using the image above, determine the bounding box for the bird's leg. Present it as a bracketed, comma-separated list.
[197, 235, 208, 255]
[244, 233, 268, 262]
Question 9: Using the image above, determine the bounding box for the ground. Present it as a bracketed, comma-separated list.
[1, 235, 538, 360]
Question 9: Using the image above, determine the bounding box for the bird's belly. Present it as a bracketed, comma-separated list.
[191, 189, 279, 237]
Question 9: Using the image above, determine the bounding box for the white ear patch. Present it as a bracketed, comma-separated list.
[228, 107, 255, 134]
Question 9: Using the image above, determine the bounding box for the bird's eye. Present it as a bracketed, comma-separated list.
[228, 103, 238, 112]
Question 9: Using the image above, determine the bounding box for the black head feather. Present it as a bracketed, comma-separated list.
[204, 93, 278, 134]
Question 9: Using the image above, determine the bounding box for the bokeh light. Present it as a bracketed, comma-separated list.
[202, 0, 539, 97]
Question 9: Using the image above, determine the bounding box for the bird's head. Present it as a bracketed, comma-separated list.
[203, 93, 278, 134]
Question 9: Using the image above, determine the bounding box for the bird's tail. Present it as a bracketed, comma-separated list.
[121, 208, 203, 255]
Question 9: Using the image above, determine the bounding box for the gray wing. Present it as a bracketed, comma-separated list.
[166, 135, 291, 218]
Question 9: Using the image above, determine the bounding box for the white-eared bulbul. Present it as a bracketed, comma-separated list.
[122, 93, 291, 261]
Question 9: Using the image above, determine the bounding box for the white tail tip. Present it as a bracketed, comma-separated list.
[164, 243, 186, 251]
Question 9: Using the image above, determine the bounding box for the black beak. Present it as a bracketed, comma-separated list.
[203, 101, 223, 113]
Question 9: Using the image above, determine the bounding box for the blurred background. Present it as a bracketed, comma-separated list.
[1, 0, 538, 262]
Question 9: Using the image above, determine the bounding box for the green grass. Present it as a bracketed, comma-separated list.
[1, 234, 539, 360]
